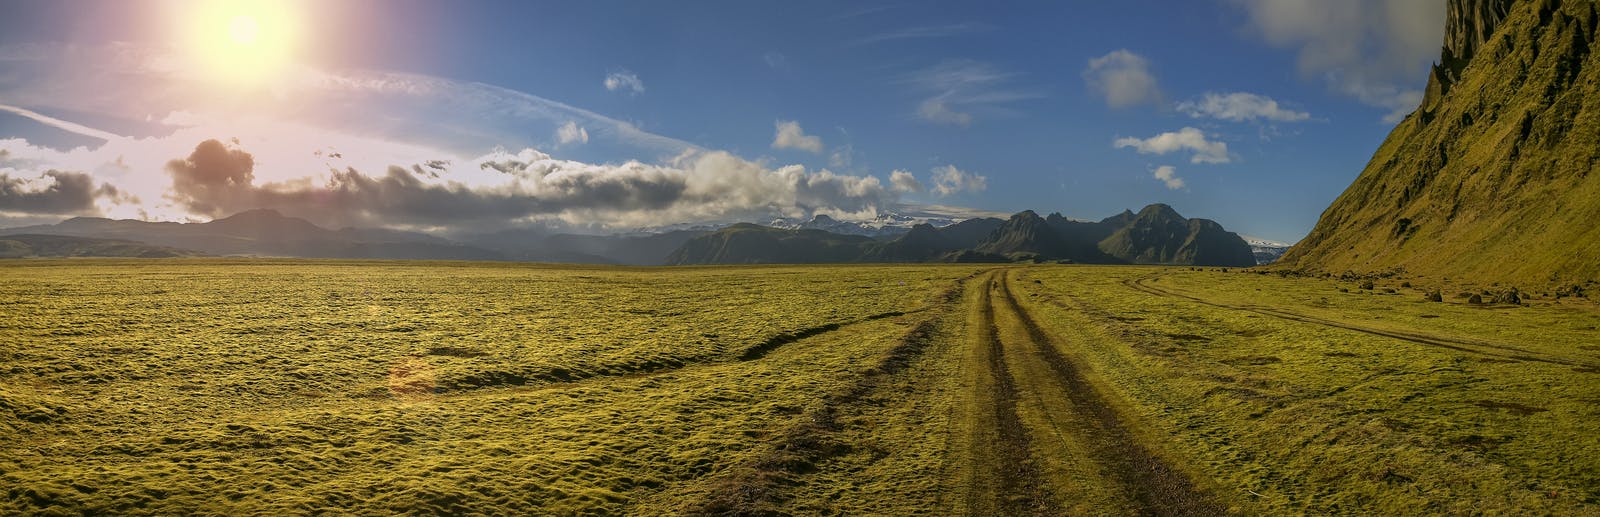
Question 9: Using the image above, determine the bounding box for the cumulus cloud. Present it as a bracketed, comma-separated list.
[1084, 50, 1162, 109]
[1114, 128, 1231, 164]
[1176, 92, 1311, 122]
[904, 60, 1040, 127]
[556, 121, 589, 145]
[603, 70, 645, 95]
[1229, 0, 1444, 123]
[0, 169, 123, 215]
[889, 170, 925, 193]
[930, 165, 987, 197]
[771, 120, 823, 153]
[160, 139, 899, 230]
[1152, 165, 1186, 190]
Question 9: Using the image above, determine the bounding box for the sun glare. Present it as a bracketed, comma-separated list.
[183, 0, 300, 86]
[228, 15, 260, 45]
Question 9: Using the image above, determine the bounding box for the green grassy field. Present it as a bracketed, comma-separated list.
[2, 260, 1597, 514]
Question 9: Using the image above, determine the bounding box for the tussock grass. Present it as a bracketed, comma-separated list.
[3, 260, 1595, 514]
[0, 259, 980, 514]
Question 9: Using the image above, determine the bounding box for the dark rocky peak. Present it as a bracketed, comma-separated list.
[1009, 210, 1044, 223]
[1133, 203, 1184, 223]
[809, 214, 837, 225]
[210, 208, 287, 223]
[905, 223, 940, 236]
[1445, 0, 1517, 65]
[1434, 0, 1519, 95]
[1186, 218, 1226, 232]
[203, 209, 330, 239]
[1100, 209, 1137, 227]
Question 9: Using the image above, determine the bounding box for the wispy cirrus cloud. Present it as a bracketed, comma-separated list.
[0, 104, 122, 142]
[849, 22, 992, 46]
[903, 60, 1041, 127]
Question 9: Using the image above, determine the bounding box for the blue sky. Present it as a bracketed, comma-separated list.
[0, 0, 1446, 241]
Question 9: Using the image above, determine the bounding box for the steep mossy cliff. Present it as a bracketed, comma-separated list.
[1279, 0, 1600, 286]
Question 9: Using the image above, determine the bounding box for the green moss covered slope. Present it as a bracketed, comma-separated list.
[1278, 0, 1600, 286]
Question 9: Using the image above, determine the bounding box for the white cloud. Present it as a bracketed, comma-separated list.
[603, 70, 645, 95]
[763, 51, 787, 69]
[1176, 92, 1311, 122]
[1229, 0, 1444, 123]
[771, 120, 823, 153]
[555, 121, 589, 145]
[0, 104, 122, 142]
[1114, 127, 1231, 164]
[930, 165, 987, 197]
[889, 169, 925, 193]
[904, 60, 1040, 126]
[1083, 50, 1162, 109]
[917, 97, 973, 126]
[828, 143, 854, 170]
[1152, 165, 1186, 190]
[1, 128, 910, 230]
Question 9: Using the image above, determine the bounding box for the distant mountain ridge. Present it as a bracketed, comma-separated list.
[667, 204, 1256, 267]
[4, 204, 1255, 267]
[0, 234, 204, 258]
[1, 209, 507, 261]
[0, 209, 710, 264]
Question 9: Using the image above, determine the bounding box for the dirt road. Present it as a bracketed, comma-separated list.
[952, 270, 1222, 515]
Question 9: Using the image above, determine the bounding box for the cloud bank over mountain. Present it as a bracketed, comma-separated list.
[0, 42, 975, 231]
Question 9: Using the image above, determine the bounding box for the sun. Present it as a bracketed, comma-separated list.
[182, 0, 301, 86]
[228, 15, 260, 45]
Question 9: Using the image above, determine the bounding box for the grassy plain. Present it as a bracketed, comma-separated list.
[2, 260, 1597, 514]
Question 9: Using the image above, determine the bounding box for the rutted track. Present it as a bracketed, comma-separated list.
[997, 272, 1222, 515]
[955, 270, 1220, 515]
[1123, 274, 1597, 369]
[437, 308, 926, 396]
[968, 272, 1058, 515]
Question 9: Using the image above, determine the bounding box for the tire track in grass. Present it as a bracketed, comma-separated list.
[692, 281, 963, 515]
[738, 310, 910, 360]
[1001, 273, 1224, 516]
[965, 271, 1058, 516]
[1121, 275, 1596, 369]
[436, 308, 924, 395]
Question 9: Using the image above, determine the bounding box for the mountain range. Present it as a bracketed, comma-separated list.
[2, 204, 1256, 267]
[667, 203, 1256, 266]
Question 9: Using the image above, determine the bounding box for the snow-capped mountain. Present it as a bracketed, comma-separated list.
[1240, 235, 1296, 265]
[766, 212, 964, 238]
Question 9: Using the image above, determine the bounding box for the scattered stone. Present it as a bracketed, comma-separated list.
[1468, 294, 1483, 304]
[1359, 280, 1375, 290]
[1492, 288, 1522, 305]
[1426, 291, 1443, 302]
